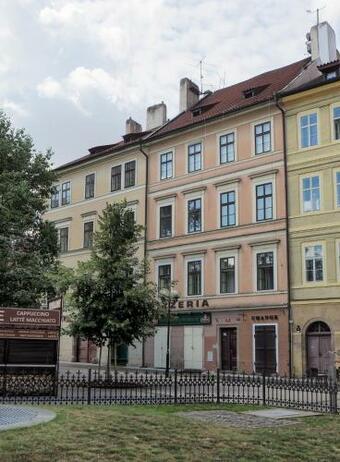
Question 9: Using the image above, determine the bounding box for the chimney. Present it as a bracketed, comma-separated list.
[179, 78, 200, 112]
[125, 117, 142, 134]
[307, 21, 337, 64]
[146, 102, 167, 130]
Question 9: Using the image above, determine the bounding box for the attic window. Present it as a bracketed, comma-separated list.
[191, 102, 218, 117]
[243, 85, 269, 99]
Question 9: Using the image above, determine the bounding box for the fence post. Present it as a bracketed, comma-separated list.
[262, 370, 266, 406]
[87, 368, 92, 405]
[216, 369, 220, 404]
[174, 369, 178, 404]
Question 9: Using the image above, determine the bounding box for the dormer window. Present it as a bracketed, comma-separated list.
[243, 85, 269, 99]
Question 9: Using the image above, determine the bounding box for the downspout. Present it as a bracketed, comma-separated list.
[275, 95, 293, 377]
[139, 140, 149, 368]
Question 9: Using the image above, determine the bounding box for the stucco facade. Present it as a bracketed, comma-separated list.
[45, 142, 147, 365]
[145, 105, 290, 374]
[283, 79, 340, 376]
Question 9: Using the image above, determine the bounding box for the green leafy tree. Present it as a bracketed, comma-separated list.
[0, 111, 64, 306]
[67, 201, 162, 371]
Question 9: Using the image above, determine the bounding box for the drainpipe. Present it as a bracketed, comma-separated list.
[275, 95, 293, 377]
[138, 140, 149, 368]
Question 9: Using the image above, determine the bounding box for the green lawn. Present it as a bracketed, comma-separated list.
[0, 404, 339, 462]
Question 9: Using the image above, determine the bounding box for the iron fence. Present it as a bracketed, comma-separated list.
[0, 369, 338, 414]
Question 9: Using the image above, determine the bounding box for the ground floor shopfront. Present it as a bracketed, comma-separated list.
[291, 300, 340, 377]
[144, 306, 289, 375]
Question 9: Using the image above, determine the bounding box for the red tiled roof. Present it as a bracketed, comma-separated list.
[150, 58, 310, 139]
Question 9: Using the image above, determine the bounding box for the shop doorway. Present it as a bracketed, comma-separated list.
[306, 321, 331, 376]
[253, 324, 277, 374]
[184, 326, 203, 370]
[154, 327, 167, 368]
[220, 327, 237, 371]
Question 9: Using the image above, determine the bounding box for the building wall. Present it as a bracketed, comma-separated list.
[283, 80, 340, 376]
[146, 104, 289, 374]
[45, 146, 147, 363]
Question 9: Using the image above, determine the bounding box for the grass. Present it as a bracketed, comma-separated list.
[0, 404, 339, 462]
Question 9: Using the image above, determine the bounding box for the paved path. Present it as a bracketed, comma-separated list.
[175, 408, 320, 428]
[0, 405, 56, 431]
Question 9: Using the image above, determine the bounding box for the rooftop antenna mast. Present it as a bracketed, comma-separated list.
[306, 5, 325, 25]
[199, 57, 205, 94]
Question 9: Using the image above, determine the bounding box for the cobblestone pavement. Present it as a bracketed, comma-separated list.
[175, 410, 300, 428]
[0, 405, 55, 431]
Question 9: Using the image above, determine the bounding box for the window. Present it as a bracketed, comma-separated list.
[83, 221, 94, 249]
[188, 142, 202, 173]
[85, 173, 95, 199]
[300, 113, 318, 148]
[188, 198, 201, 233]
[254, 325, 277, 374]
[111, 165, 121, 191]
[125, 160, 136, 188]
[187, 260, 202, 296]
[160, 152, 173, 180]
[58, 228, 68, 253]
[61, 181, 71, 205]
[336, 172, 340, 207]
[256, 183, 273, 221]
[302, 175, 320, 212]
[220, 191, 236, 227]
[334, 107, 340, 140]
[220, 133, 235, 164]
[257, 251, 274, 291]
[220, 257, 235, 293]
[255, 122, 271, 154]
[158, 264, 171, 291]
[50, 185, 60, 208]
[159, 205, 172, 238]
[305, 245, 323, 282]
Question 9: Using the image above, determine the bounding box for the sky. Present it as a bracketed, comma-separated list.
[1, 0, 340, 167]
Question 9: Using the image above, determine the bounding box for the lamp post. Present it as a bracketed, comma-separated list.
[159, 287, 179, 377]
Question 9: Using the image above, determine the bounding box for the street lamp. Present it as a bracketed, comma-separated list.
[159, 287, 179, 376]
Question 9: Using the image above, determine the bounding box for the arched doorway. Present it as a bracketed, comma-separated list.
[306, 321, 331, 376]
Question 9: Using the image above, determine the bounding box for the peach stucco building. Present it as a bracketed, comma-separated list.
[143, 60, 308, 375]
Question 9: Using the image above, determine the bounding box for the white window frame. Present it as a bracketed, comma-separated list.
[185, 191, 204, 235]
[300, 173, 322, 214]
[108, 158, 138, 192]
[330, 103, 340, 142]
[50, 183, 60, 209]
[251, 117, 274, 156]
[216, 182, 239, 228]
[252, 244, 277, 293]
[334, 169, 340, 208]
[157, 197, 175, 239]
[61, 179, 72, 206]
[297, 109, 320, 150]
[155, 258, 174, 289]
[185, 255, 204, 297]
[216, 128, 237, 165]
[159, 148, 175, 181]
[186, 139, 204, 174]
[55, 223, 70, 254]
[336, 240, 340, 282]
[252, 323, 278, 374]
[302, 242, 326, 285]
[82, 215, 96, 249]
[252, 174, 276, 223]
[216, 249, 238, 295]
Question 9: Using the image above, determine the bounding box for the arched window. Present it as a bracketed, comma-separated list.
[306, 321, 330, 334]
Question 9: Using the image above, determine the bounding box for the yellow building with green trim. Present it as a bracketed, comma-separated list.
[282, 22, 340, 376]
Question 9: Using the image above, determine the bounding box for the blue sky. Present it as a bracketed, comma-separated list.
[1, 0, 340, 166]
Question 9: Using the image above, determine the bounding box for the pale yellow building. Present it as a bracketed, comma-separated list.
[282, 22, 340, 376]
[45, 118, 151, 365]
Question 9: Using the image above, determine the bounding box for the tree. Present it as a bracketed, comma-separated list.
[67, 201, 162, 371]
[0, 111, 62, 307]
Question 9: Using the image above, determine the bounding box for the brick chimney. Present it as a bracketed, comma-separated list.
[179, 78, 200, 112]
[146, 102, 167, 130]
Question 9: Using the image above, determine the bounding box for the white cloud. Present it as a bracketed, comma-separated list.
[1, 99, 29, 117]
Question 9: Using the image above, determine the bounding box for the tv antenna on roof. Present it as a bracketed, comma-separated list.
[306, 5, 326, 25]
[199, 57, 205, 94]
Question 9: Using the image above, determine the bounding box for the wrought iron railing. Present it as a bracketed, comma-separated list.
[0, 369, 338, 414]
